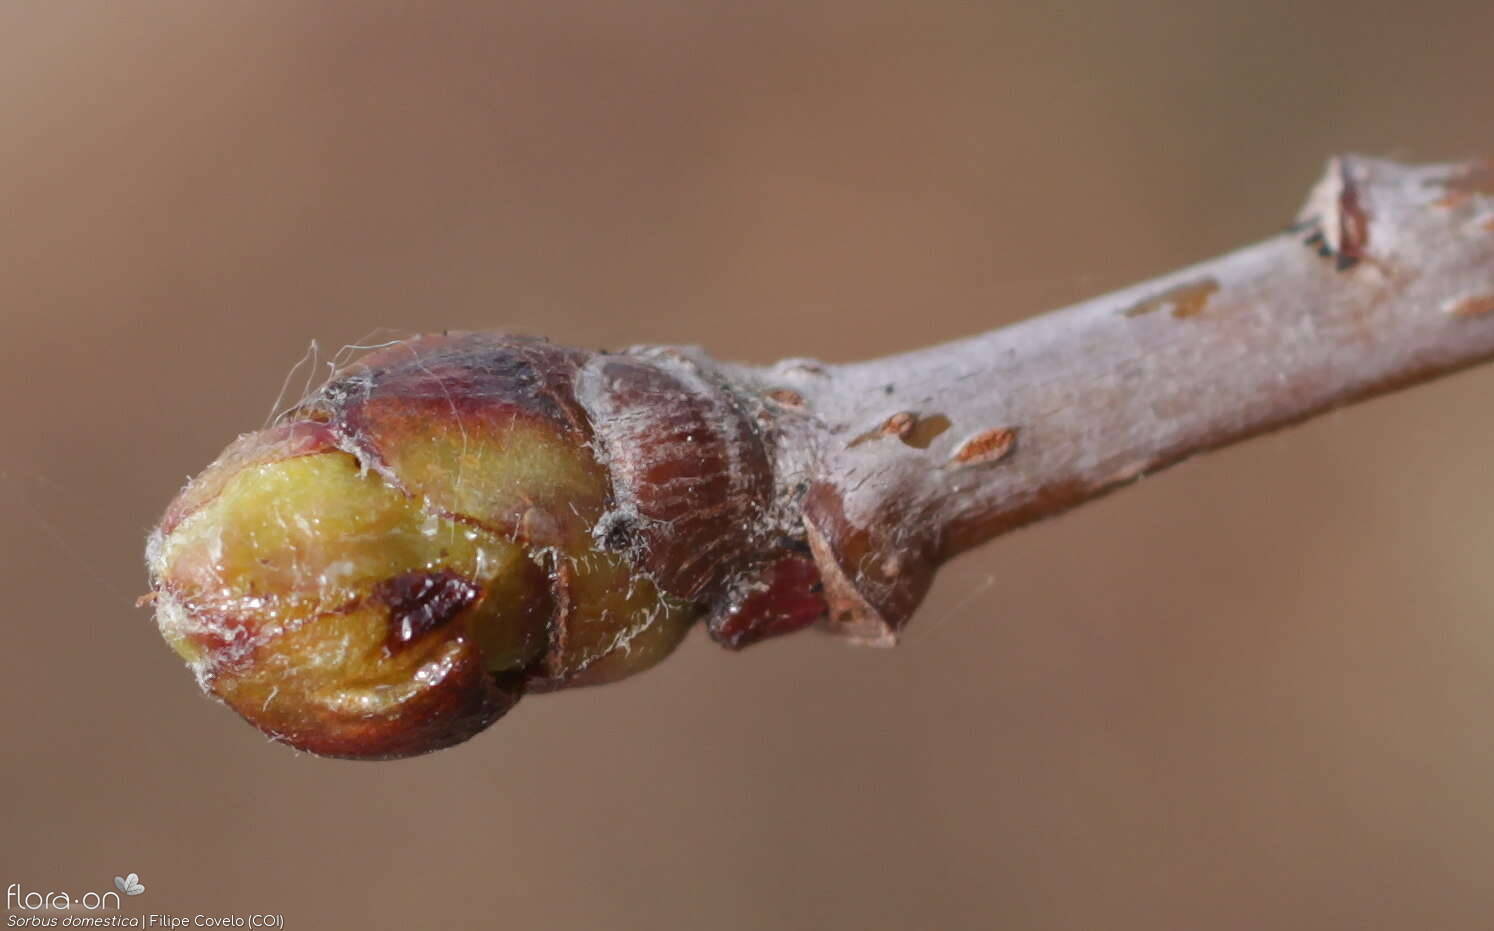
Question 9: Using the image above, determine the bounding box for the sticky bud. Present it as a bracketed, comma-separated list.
[145, 333, 786, 759]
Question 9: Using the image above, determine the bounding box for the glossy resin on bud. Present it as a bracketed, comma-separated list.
[147, 333, 828, 759]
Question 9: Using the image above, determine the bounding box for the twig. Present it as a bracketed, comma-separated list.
[147, 155, 1494, 758]
[729, 155, 1494, 643]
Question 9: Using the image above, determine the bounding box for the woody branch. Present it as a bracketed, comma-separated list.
[721, 156, 1494, 643]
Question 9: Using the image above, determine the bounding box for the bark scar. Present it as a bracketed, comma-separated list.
[1121, 278, 1221, 319]
[948, 427, 1018, 467]
[848, 412, 950, 449]
[1447, 294, 1494, 319]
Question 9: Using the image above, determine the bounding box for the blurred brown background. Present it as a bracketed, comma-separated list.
[3, 2, 1493, 928]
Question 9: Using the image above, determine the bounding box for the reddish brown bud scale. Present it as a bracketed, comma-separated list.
[302, 333, 603, 543]
[707, 554, 826, 649]
[576, 350, 775, 601]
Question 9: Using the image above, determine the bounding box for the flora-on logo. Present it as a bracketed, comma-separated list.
[113, 873, 146, 896]
[7, 876, 137, 911]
